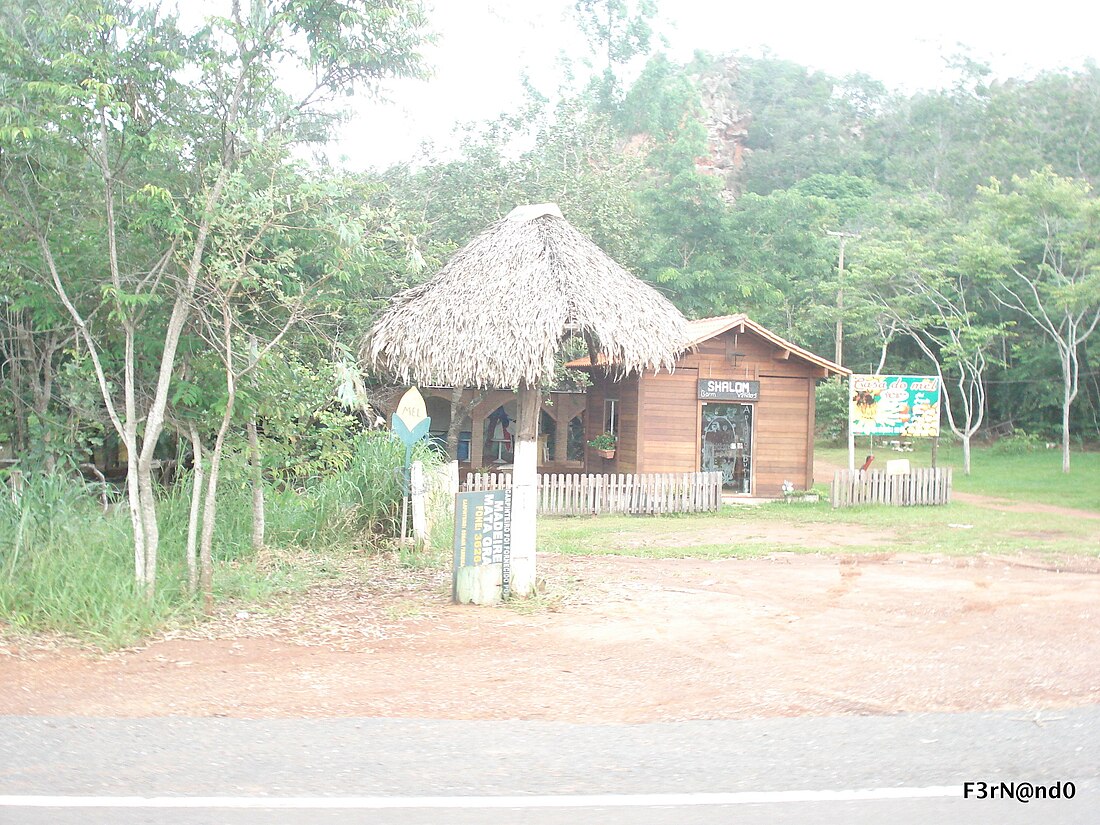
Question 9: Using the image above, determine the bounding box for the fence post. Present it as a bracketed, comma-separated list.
[410, 461, 427, 546]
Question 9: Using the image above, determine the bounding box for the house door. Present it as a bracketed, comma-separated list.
[701, 403, 753, 493]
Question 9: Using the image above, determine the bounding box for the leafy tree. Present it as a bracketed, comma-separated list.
[972, 169, 1100, 472]
[729, 56, 883, 194]
[0, 0, 429, 595]
[853, 213, 1006, 474]
[571, 0, 658, 111]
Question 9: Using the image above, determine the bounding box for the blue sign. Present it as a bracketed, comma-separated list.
[453, 489, 513, 598]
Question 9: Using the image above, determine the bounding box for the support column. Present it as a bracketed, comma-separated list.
[510, 382, 541, 597]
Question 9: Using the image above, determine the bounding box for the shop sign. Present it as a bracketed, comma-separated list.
[849, 375, 941, 437]
[453, 489, 512, 596]
[698, 379, 760, 401]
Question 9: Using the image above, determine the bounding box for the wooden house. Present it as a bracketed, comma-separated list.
[567, 314, 849, 497]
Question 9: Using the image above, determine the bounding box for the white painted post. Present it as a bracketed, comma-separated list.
[447, 460, 459, 496]
[410, 460, 427, 546]
[509, 383, 540, 597]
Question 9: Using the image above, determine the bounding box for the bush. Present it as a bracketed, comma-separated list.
[815, 379, 849, 443]
[0, 431, 445, 645]
[0, 470, 185, 646]
[988, 430, 1046, 455]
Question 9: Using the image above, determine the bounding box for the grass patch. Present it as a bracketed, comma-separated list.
[0, 434, 449, 648]
[539, 497, 1098, 559]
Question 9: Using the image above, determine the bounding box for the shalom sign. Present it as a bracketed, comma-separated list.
[698, 379, 760, 401]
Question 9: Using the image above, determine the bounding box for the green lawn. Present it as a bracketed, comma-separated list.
[539, 498, 1098, 559]
[538, 440, 1099, 560]
[815, 440, 1100, 512]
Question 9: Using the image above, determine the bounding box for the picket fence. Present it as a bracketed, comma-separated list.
[830, 468, 952, 508]
[463, 471, 724, 515]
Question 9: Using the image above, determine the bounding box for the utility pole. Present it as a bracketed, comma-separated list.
[827, 230, 860, 367]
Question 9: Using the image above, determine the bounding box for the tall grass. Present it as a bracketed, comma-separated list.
[0, 432, 439, 646]
[0, 471, 185, 646]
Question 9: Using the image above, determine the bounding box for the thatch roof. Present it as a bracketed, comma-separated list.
[365, 204, 689, 388]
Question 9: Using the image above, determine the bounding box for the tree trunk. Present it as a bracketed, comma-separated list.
[962, 434, 971, 476]
[200, 309, 238, 614]
[445, 386, 465, 461]
[1062, 362, 1072, 474]
[122, 430, 145, 585]
[509, 383, 541, 598]
[137, 465, 160, 599]
[199, 409, 233, 614]
[247, 418, 265, 550]
[186, 423, 204, 596]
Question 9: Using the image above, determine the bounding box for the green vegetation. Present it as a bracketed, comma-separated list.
[0, 434, 433, 646]
[540, 499, 1096, 560]
[815, 441, 1100, 511]
[541, 439, 1099, 560]
[1, 1, 1098, 638]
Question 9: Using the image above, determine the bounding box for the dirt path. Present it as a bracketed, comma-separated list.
[2, 552, 1097, 723]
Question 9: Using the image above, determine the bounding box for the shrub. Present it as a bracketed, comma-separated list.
[0, 430, 445, 645]
[988, 430, 1046, 455]
[815, 379, 849, 443]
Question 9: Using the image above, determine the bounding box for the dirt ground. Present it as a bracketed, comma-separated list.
[2, 544, 1098, 723]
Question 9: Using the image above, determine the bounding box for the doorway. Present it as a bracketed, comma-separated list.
[701, 403, 753, 493]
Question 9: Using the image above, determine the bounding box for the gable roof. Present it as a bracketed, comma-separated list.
[565, 313, 850, 376]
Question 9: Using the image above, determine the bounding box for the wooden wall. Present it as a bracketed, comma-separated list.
[626, 326, 824, 496]
[635, 368, 698, 474]
[584, 372, 640, 473]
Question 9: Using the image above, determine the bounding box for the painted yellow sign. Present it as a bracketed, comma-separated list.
[395, 387, 428, 431]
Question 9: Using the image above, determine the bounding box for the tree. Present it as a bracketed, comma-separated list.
[854, 217, 1005, 474]
[973, 170, 1100, 472]
[571, 0, 658, 111]
[0, 0, 429, 595]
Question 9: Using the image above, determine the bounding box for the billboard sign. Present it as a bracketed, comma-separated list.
[849, 375, 941, 437]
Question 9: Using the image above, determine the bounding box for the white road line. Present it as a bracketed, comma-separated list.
[0, 787, 963, 808]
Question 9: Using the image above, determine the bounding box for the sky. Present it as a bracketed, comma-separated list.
[334, 0, 1100, 170]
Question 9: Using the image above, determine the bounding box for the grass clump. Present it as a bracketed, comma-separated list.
[0, 471, 189, 646]
[0, 433, 447, 647]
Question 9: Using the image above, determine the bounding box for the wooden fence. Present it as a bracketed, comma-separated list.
[830, 468, 952, 508]
[464, 471, 724, 515]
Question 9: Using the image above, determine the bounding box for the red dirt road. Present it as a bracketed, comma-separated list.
[2, 552, 1097, 722]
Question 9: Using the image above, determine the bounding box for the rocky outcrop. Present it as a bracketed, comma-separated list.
[689, 54, 750, 199]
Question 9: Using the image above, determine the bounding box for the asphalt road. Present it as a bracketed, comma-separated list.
[1, 707, 1096, 824]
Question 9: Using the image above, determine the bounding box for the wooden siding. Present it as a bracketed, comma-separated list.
[754, 374, 812, 496]
[584, 373, 640, 473]
[637, 368, 699, 474]
[634, 327, 818, 495]
[578, 322, 824, 497]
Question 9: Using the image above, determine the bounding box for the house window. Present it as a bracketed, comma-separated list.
[603, 399, 619, 436]
[483, 404, 515, 465]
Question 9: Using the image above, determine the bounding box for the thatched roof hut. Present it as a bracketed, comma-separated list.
[365, 204, 688, 601]
[365, 204, 688, 388]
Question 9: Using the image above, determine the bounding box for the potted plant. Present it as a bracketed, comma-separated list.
[782, 480, 819, 503]
[588, 431, 617, 459]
